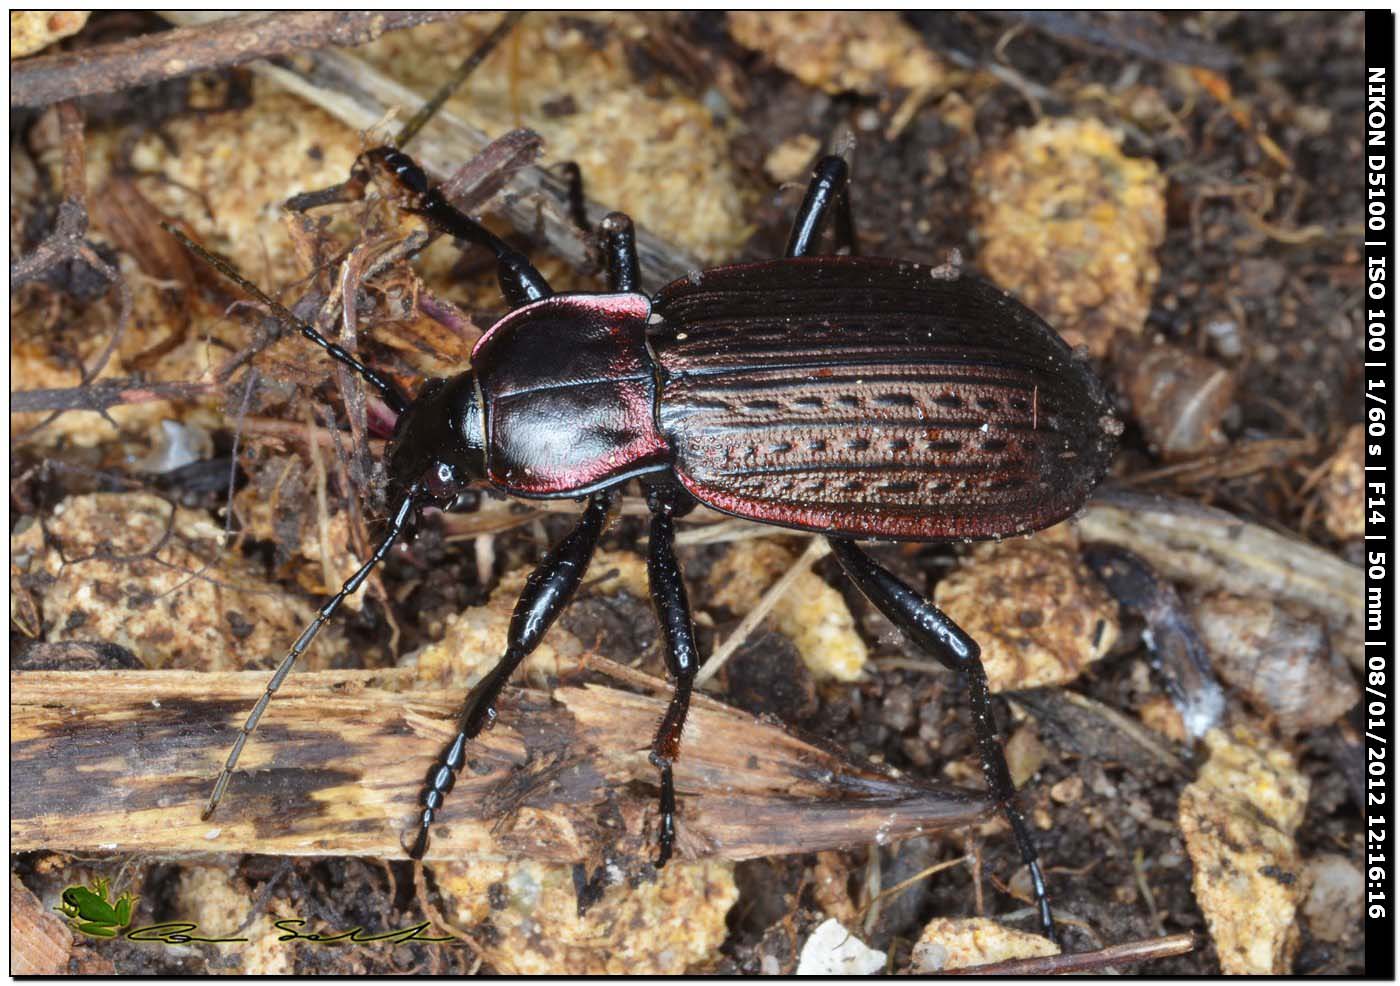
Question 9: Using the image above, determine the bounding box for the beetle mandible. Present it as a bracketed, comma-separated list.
[181, 146, 1118, 946]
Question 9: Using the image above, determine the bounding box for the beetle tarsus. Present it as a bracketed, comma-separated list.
[653, 761, 677, 868]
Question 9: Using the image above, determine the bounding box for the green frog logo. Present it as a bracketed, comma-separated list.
[55, 878, 137, 939]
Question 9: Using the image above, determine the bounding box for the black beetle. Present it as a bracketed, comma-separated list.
[178, 147, 1117, 946]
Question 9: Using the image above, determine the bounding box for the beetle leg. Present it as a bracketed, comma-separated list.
[826, 537, 1060, 946]
[600, 212, 641, 293]
[556, 156, 641, 292]
[644, 484, 699, 868]
[558, 161, 591, 234]
[377, 148, 554, 309]
[557, 160, 639, 292]
[409, 490, 613, 859]
[785, 154, 858, 258]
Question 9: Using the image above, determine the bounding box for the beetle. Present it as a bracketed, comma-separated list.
[178, 147, 1117, 946]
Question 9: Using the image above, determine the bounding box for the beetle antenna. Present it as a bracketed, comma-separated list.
[163, 224, 408, 415]
[201, 487, 418, 821]
[394, 11, 525, 149]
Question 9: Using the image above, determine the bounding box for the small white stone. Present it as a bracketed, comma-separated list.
[796, 918, 886, 976]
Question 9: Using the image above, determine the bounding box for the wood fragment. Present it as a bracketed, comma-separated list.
[11, 11, 464, 109]
[996, 11, 1235, 70]
[11, 669, 990, 861]
[10, 874, 73, 976]
[1077, 489, 1364, 668]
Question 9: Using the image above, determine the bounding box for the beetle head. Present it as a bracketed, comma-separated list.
[386, 371, 487, 509]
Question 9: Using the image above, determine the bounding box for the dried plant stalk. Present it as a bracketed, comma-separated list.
[11, 669, 988, 860]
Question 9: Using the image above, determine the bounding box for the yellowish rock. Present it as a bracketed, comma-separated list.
[972, 117, 1166, 357]
[706, 539, 868, 682]
[174, 865, 293, 975]
[763, 134, 823, 185]
[438, 858, 737, 974]
[11, 11, 89, 58]
[911, 916, 1059, 972]
[1178, 725, 1311, 975]
[934, 525, 1120, 692]
[10, 493, 344, 671]
[728, 12, 955, 96]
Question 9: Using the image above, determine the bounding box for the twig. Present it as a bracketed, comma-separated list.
[10, 378, 218, 414]
[1132, 847, 1167, 938]
[305, 405, 337, 596]
[12, 102, 136, 439]
[943, 931, 1197, 975]
[694, 536, 831, 686]
[394, 11, 525, 148]
[239, 415, 387, 456]
[12, 11, 463, 109]
[861, 841, 883, 936]
[965, 830, 985, 918]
